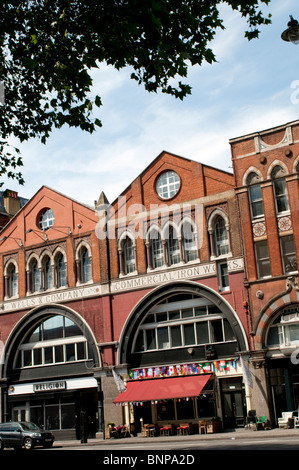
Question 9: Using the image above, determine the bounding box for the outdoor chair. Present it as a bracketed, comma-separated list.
[278, 412, 293, 428]
[160, 424, 172, 436]
[245, 410, 257, 429]
[177, 423, 190, 435]
[256, 416, 269, 430]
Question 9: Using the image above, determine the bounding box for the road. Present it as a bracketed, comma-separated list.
[4, 434, 299, 466]
[49, 434, 299, 451]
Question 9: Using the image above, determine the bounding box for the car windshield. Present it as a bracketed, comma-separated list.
[19, 422, 41, 431]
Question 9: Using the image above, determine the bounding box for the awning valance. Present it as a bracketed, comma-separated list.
[113, 374, 211, 404]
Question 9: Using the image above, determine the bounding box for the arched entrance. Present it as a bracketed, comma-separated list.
[116, 281, 248, 431]
[0, 305, 102, 440]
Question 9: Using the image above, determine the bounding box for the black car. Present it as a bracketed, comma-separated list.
[0, 421, 55, 450]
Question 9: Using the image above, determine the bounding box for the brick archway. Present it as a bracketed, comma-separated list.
[252, 277, 299, 349]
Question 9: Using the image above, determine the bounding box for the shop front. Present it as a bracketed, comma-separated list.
[0, 305, 103, 441]
[113, 281, 249, 433]
[265, 304, 299, 424]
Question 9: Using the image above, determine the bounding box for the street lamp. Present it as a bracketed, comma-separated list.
[281, 15, 299, 44]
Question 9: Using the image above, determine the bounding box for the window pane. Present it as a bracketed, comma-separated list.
[195, 307, 208, 316]
[64, 317, 81, 337]
[224, 319, 235, 341]
[54, 345, 64, 363]
[146, 329, 156, 350]
[45, 405, 59, 430]
[285, 324, 299, 343]
[182, 308, 193, 318]
[219, 262, 229, 291]
[151, 232, 163, 268]
[65, 343, 75, 362]
[169, 231, 180, 265]
[44, 347, 53, 364]
[169, 310, 180, 320]
[45, 258, 54, 289]
[255, 241, 271, 278]
[183, 222, 197, 261]
[281, 235, 297, 273]
[123, 237, 135, 273]
[57, 254, 67, 287]
[27, 325, 42, 343]
[170, 325, 182, 347]
[196, 321, 209, 344]
[249, 185, 264, 218]
[23, 350, 32, 367]
[210, 320, 224, 342]
[33, 348, 42, 366]
[43, 316, 64, 340]
[135, 330, 145, 352]
[274, 179, 289, 213]
[61, 404, 75, 429]
[156, 312, 167, 322]
[157, 327, 169, 349]
[82, 249, 91, 282]
[183, 324, 195, 345]
[77, 342, 86, 360]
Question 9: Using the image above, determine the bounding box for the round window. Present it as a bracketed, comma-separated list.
[38, 209, 55, 231]
[156, 171, 180, 199]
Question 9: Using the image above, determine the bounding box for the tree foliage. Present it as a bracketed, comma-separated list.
[0, 0, 271, 185]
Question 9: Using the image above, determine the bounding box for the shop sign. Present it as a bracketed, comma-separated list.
[33, 381, 66, 392]
[1, 284, 102, 313]
[111, 258, 244, 293]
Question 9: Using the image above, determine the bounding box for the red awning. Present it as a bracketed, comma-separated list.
[113, 374, 211, 403]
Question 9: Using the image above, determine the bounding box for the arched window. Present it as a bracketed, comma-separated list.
[55, 252, 67, 288]
[5, 262, 18, 298]
[15, 315, 91, 368]
[42, 255, 54, 291]
[168, 226, 180, 265]
[28, 258, 41, 293]
[122, 236, 136, 274]
[133, 294, 236, 353]
[76, 245, 92, 284]
[149, 229, 164, 268]
[182, 221, 197, 262]
[267, 306, 299, 348]
[271, 166, 289, 214]
[247, 172, 264, 219]
[214, 215, 229, 257]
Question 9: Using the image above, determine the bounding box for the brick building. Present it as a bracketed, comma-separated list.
[0, 151, 251, 439]
[97, 151, 250, 432]
[230, 120, 299, 425]
[0, 186, 104, 440]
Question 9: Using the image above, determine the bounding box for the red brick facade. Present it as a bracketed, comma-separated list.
[3, 127, 297, 435]
[0, 152, 250, 436]
[230, 120, 299, 421]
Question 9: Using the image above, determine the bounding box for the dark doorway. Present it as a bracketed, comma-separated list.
[133, 402, 152, 434]
[220, 378, 246, 428]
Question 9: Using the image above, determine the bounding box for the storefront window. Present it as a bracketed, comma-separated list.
[176, 398, 194, 420]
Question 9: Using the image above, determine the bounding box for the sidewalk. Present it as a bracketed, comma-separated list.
[53, 427, 299, 448]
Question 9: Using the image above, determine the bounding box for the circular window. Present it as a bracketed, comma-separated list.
[156, 171, 180, 199]
[38, 209, 55, 231]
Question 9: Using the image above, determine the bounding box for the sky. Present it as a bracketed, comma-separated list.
[3, 0, 299, 207]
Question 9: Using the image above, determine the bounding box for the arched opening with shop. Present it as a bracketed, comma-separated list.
[0, 305, 102, 441]
[115, 281, 248, 433]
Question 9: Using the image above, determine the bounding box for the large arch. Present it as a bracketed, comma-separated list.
[1, 304, 101, 382]
[117, 280, 248, 367]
